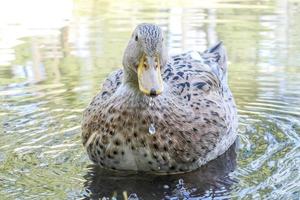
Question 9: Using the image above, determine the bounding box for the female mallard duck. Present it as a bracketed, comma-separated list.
[82, 23, 238, 173]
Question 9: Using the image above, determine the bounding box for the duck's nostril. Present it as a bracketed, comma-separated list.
[150, 89, 157, 97]
[143, 61, 148, 68]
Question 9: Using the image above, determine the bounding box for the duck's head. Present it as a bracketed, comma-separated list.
[122, 23, 167, 97]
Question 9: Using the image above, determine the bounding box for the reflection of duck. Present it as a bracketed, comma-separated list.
[83, 142, 237, 199]
[82, 23, 238, 173]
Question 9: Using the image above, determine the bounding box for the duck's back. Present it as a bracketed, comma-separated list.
[164, 43, 230, 104]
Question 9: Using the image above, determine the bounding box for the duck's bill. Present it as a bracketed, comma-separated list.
[137, 55, 163, 96]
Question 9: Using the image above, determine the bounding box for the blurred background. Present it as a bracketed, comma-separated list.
[0, 0, 300, 199]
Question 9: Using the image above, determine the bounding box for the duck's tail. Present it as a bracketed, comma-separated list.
[203, 41, 228, 83]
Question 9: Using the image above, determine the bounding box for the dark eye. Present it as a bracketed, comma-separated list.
[135, 35, 138, 41]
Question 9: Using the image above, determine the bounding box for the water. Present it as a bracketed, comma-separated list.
[0, 0, 300, 199]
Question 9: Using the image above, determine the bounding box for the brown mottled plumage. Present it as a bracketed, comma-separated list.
[81, 23, 238, 173]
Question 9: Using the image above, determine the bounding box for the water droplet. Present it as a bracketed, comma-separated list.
[149, 97, 154, 107]
[148, 97, 156, 135]
[179, 179, 184, 184]
[163, 185, 170, 189]
[149, 123, 156, 135]
[128, 193, 139, 200]
[178, 179, 184, 186]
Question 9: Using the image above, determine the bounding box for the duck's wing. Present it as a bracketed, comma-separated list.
[98, 69, 123, 101]
[82, 69, 123, 146]
[161, 43, 236, 164]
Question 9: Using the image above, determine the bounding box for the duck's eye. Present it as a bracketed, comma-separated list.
[135, 35, 138, 41]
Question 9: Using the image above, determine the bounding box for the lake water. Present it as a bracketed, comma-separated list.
[0, 0, 300, 199]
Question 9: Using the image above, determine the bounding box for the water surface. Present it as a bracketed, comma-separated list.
[0, 0, 300, 199]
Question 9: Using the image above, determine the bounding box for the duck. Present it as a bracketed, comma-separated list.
[81, 23, 238, 174]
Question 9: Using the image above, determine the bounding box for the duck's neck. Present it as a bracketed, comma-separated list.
[123, 66, 139, 89]
[118, 66, 148, 104]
